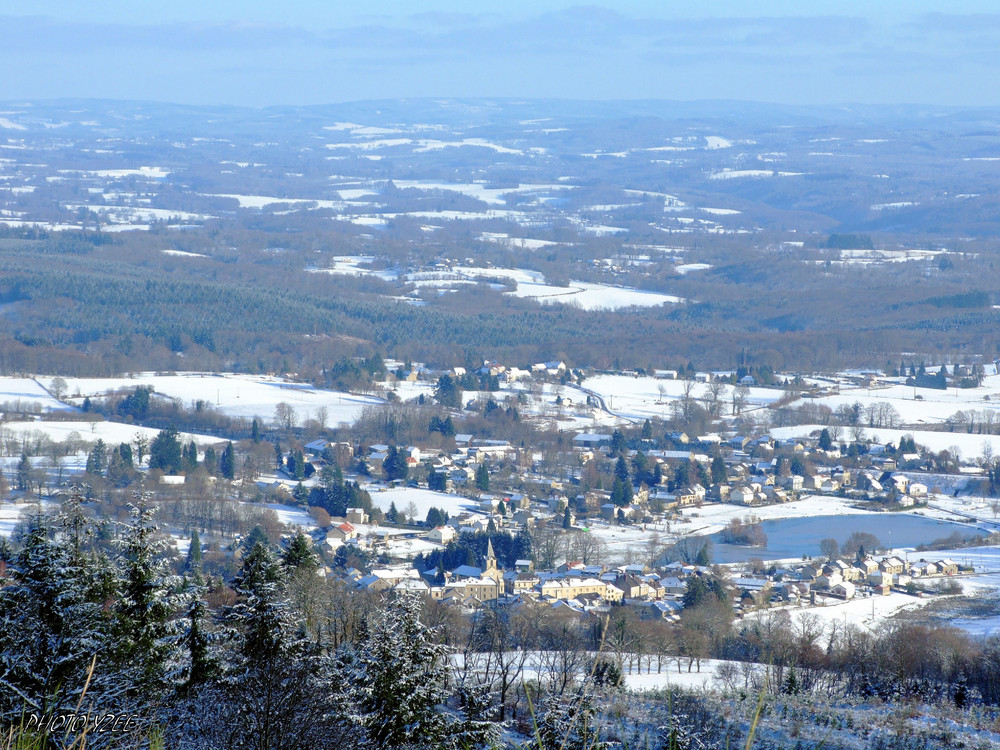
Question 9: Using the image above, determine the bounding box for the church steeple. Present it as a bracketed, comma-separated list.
[486, 537, 497, 571]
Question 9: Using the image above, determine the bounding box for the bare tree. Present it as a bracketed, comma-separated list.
[315, 405, 329, 429]
[274, 402, 297, 431]
[133, 432, 149, 467]
[532, 525, 564, 570]
[704, 381, 727, 417]
[567, 530, 606, 566]
[49, 377, 68, 400]
[465, 607, 533, 721]
[982, 441, 994, 469]
[732, 383, 750, 416]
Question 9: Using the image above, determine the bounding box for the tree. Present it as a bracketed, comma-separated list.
[843, 531, 881, 559]
[0, 513, 118, 721]
[475, 463, 490, 491]
[220, 441, 236, 480]
[819, 537, 840, 561]
[383, 445, 408, 482]
[274, 402, 297, 431]
[818, 428, 833, 451]
[149, 428, 183, 474]
[132, 432, 149, 467]
[86, 440, 107, 476]
[609, 429, 626, 456]
[282, 532, 318, 572]
[710, 454, 727, 484]
[340, 593, 495, 749]
[610, 476, 632, 506]
[187, 528, 203, 577]
[113, 498, 173, 694]
[251, 418, 261, 443]
[212, 540, 333, 749]
[433, 374, 461, 408]
[49, 377, 67, 400]
[425, 507, 447, 528]
[427, 469, 447, 492]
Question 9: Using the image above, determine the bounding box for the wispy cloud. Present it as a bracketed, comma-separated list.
[0, 7, 997, 106]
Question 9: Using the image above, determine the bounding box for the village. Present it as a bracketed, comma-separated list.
[0, 357, 997, 637]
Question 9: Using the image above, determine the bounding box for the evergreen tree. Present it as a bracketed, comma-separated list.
[86, 439, 107, 476]
[425, 507, 447, 528]
[339, 593, 496, 749]
[0, 514, 113, 719]
[187, 529, 203, 579]
[383, 445, 408, 482]
[214, 541, 332, 748]
[220, 441, 235, 480]
[386, 501, 399, 523]
[536, 693, 605, 750]
[251, 418, 261, 443]
[241, 525, 270, 553]
[710, 454, 727, 484]
[149, 428, 183, 474]
[175, 592, 217, 695]
[282, 532, 318, 572]
[610, 477, 629, 506]
[818, 428, 833, 451]
[16, 453, 33, 493]
[428, 469, 447, 491]
[610, 429, 626, 456]
[118, 441, 134, 467]
[183, 441, 199, 473]
[695, 544, 711, 566]
[475, 463, 490, 491]
[293, 481, 309, 505]
[433, 374, 461, 408]
[113, 498, 174, 694]
[203, 445, 218, 475]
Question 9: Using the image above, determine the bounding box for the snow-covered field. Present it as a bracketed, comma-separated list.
[0, 377, 74, 412]
[0, 419, 222, 450]
[316, 259, 681, 311]
[59, 373, 384, 427]
[0, 501, 51, 537]
[581, 374, 783, 422]
[509, 280, 682, 310]
[771, 424, 1000, 460]
[364, 486, 479, 520]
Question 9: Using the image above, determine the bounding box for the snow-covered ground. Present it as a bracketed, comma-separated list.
[0, 377, 74, 412]
[509, 280, 682, 310]
[0, 419, 222, 450]
[59, 372, 384, 427]
[364, 485, 479, 520]
[0, 500, 52, 537]
[772, 423, 1000, 461]
[581, 374, 782, 422]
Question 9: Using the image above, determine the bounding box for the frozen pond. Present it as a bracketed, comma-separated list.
[705, 513, 987, 563]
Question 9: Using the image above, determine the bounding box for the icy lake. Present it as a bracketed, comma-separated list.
[706, 514, 987, 563]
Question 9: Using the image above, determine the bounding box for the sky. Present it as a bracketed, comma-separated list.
[2, 2, 999, 107]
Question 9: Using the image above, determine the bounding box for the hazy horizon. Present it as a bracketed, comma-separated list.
[3, 2, 1000, 108]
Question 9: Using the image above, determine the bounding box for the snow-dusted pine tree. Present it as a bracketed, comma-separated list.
[189, 540, 336, 750]
[0, 514, 111, 720]
[339, 591, 498, 749]
[113, 496, 176, 697]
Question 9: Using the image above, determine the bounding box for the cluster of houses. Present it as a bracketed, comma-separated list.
[339, 546, 965, 620]
[344, 543, 688, 619]
[572, 429, 931, 514]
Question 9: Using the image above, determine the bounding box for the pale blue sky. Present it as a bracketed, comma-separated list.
[2, 2, 998, 106]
